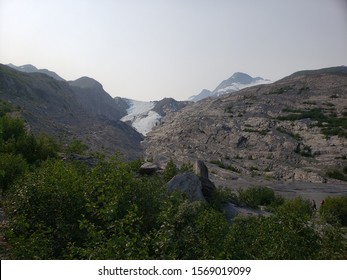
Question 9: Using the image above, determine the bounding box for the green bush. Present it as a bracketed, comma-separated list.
[224, 213, 319, 259]
[4, 159, 88, 259]
[326, 169, 347, 182]
[0, 153, 28, 192]
[0, 115, 58, 165]
[0, 115, 26, 142]
[276, 197, 313, 218]
[320, 196, 347, 226]
[238, 186, 280, 209]
[163, 159, 178, 182]
[65, 139, 88, 155]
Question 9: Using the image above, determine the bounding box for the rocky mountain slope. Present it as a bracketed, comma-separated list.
[189, 72, 269, 102]
[0, 64, 143, 159]
[144, 66, 347, 190]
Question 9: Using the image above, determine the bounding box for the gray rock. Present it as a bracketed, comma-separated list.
[139, 162, 158, 175]
[200, 177, 216, 201]
[167, 172, 206, 202]
[193, 160, 209, 179]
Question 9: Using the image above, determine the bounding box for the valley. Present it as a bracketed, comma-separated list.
[1, 63, 347, 260]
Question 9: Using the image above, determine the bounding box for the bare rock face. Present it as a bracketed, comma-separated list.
[167, 160, 216, 202]
[193, 160, 209, 179]
[167, 172, 205, 202]
[145, 67, 347, 188]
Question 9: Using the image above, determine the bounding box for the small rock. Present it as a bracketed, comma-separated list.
[139, 162, 158, 175]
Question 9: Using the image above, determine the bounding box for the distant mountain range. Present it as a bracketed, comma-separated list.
[189, 72, 270, 102]
[7, 63, 65, 81]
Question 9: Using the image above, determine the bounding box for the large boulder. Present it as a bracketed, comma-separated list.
[166, 172, 206, 202]
[167, 161, 216, 202]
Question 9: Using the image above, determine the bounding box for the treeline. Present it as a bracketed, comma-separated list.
[0, 112, 347, 259]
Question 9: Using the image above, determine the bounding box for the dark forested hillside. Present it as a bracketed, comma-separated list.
[0, 64, 143, 159]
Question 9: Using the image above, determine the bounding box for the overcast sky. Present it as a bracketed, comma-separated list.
[1, 0, 346, 101]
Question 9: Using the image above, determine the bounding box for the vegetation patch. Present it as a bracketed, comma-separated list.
[210, 160, 240, 173]
[276, 127, 302, 141]
[269, 85, 294, 95]
[326, 166, 347, 182]
[244, 128, 269, 135]
[278, 108, 347, 138]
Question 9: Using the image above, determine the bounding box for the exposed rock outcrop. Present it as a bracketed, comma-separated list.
[167, 172, 206, 202]
[166, 160, 216, 202]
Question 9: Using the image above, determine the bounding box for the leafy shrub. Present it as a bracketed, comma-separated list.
[224, 213, 319, 259]
[163, 159, 178, 181]
[238, 186, 279, 209]
[0, 153, 28, 192]
[65, 139, 88, 155]
[326, 169, 347, 182]
[0, 115, 26, 142]
[276, 197, 314, 218]
[4, 159, 88, 259]
[0, 115, 58, 166]
[320, 196, 347, 226]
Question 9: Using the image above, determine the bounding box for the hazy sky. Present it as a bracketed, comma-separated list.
[1, 0, 347, 101]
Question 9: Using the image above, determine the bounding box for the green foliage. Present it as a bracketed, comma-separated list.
[224, 213, 319, 259]
[326, 169, 347, 182]
[0, 115, 59, 192]
[269, 85, 293, 95]
[0, 153, 28, 191]
[179, 162, 193, 172]
[320, 196, 347, 226]
[276, 197, 313, 218]
[0, 99, 18, 116]
[210, 160, 240, 173]
[276, 126, 302, 141]
[2, 152, 346, 260]
[277, 108, 347, 138]
[163, 159, 178, 182]
[65, 139, 88, 155]
[0, 115, 26, 142]
[237, 186, 282, 209]
[4, 159, 88, 259]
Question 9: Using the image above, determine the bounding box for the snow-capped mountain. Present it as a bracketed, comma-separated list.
[189, 72, 270, 102]
[120, 98, 190, 136]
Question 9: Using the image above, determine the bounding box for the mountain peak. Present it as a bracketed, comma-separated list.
[7, 63, 65, 81]
[189, 72, 268, 102]
[69, 76, 103, 89]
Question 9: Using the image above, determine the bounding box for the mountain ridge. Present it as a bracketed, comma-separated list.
[189, 72, 269, 102]
[145, 66, 347, 190]
[0, 64, 142, 159]
[7, 63, 65, 81]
